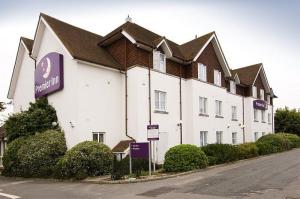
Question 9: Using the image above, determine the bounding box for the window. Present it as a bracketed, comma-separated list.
[153, 51, 166, 73]
[260, 89, 265, 100]
[254, 132, 259, 141]
[267, 95, 271, 104]
[214, 70, 222, 86]
[216, 131, 223, 144]
[261, 110, 266, 122]
[200, 131, 208, 147]
[268, 113, 271, 123]
[254, 109, 258, 121]
[92, 132, 105, 143]
[198, 63, 207, 82]
[199, 97, 208, 114]
[232, 132, 237, 145]
[155, 90, 166, 111]
[215, 100, 222, 117]
[231, 106, 237, 120]
[230, 81, 236, 94]
[262, 132, 266, 136]
[252, 86, 257, 98]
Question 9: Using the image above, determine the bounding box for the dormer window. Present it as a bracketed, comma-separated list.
[214, 70, 222, 86]
[267, 95, 271, 104]
[260, 89, 264, 100]
[230, 80, 236, 94]
[252, 86, 257, 98]
[198, 63, 207, 82]
[153, 51, 166, 73]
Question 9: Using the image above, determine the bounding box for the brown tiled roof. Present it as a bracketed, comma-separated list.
[112, 140, 134, 153]
[232, 63, 262, 86]
[0, 126, 5, 140]
[180, 32, 215, 61]
[21, 37, 33, 52]
[40, 13, 122, 70]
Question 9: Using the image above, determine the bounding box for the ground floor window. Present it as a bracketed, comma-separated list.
[262, 132, 266, 136]
[216, 131, 223, 144]
[92, 132, 105, 143]
[200, 131, 208, 147]
[254, 132, 259, 141]
[232, 132, 237, 145]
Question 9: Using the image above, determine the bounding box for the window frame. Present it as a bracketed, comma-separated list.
[230, 80, 236, 94]
[216, 131, 223, 144]
[199, 97, 208, 115]
[200, 131, 208, 147]
[252, 86, 257, 98]
[254, 109, 259, 122]
[155, 90, 167, 111]
[231, 106, 237, 120]
[268, 113, 271, 124]
[92, 132, 105, 144]
[214, 69, 222, 86]
[261, 110, 266, 122]
[215, 100, 223, 117]
[260, 89, 265, 100]
[153, 51, 166, 73]
[254, 132, 259, 141]
[232, 132, 237, 145]
[198, 63, 207, 82]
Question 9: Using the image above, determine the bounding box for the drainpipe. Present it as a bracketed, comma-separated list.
[242, 95, 245, 143]
[148, 49, 152, 125]
[179, 65, 183, 144]
[124, 39, 135, 141]
[272, 100, 274, 133]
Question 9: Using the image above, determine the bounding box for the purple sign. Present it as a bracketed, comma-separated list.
[35, 52, 64, 98]
[253, 100, 267, 110]
[130, 142, 149, 159]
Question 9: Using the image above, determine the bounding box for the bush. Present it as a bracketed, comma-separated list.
[276, 133, 300, 148]
[237, 143, 259, 160]
[2, 130, 66, 178]
[4, 98, 59, 143]
[163, 144, 208, 172]
[56, 141, 113, 180]
[256, 133, 291, 155]
[207, 156, 217, 166]
[201, 144, 239, 164]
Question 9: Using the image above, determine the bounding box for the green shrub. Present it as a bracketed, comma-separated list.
[201, 144, 239, 164]
[237, 143, 259, 159]
[4, 98, 59, 143]
[256, 133, 291, 155]
[276, 133, 300, 148]
[163, 144, 208, 172]
[2, 130, 66, 178]
[56, 141, 113, 180]
[2, 137, 28, 176]
[207, 156, 217, 166]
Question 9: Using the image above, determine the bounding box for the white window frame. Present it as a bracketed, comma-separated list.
[155, 90, 167, 111]
[153, 51, 166, 73]
[252, 86, 257, 98]
[199, 97, 208, 114]
[200, 131, 208, 147]
[254, 132, 259, 141]
[254, 109, 259, 121]
[214, 69, 222, 86]
[216, 131, 223, 144]
[261, 110, 266, 122]
[267, 95, 271, 104]
[215, 100, 223, 117]
[232, 132, 237, 145]
[260, 89, 264, 100]
[92, 132, 105, 143]
[268, 113, 271, 124]
[198, 63, 207, 82]
[231, 106, 237, 120]
[230, 80, 236, 94]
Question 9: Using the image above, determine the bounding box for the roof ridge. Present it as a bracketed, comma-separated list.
[180, 31, 215, 47]
[233, 63, 262, 71]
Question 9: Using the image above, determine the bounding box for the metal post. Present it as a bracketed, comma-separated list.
[153, 141, 156, 173]
[149, 141, 152, 176]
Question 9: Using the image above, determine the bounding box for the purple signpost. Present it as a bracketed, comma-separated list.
[35, 52, 64, 98]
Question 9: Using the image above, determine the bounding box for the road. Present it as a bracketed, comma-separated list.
[0, 149, 300, 199]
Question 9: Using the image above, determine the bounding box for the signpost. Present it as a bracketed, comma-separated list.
[129, 142, 150, 175]
[147, 125, 159, 173]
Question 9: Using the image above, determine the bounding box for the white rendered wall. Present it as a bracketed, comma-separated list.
[13, 48, 35, 112]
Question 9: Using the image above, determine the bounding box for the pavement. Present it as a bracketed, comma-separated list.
[0, 148, 300, 199]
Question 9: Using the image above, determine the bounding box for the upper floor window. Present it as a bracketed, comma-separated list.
[267, 95, 271, 104]
[254, 109, 258, 121]
[199, 97, 208, 115]
[260, 89, 265, 100]
[93, 132, 105, 144]
[252, 86, 257, 98]
[155, 90, 166, 111]
[198, 63, 207, 82]
[214, 70, 222, 86]
[268, 113, 271, 123]
[230, 80, 236, 94]
[215, 100, 223, 117]
[261, 110, 266, 122]
[231, 106, 237, 120]
[153, 51, 166, 73]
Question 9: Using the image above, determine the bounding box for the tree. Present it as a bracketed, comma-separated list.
[275, 107, 300, 136]
[0, 102, 5, 112]
[4, 98, 59, 143]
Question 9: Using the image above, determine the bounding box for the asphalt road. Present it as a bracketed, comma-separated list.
[1, 149, 300, 199]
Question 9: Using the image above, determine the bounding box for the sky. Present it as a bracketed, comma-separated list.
[0, 0, 300, 119]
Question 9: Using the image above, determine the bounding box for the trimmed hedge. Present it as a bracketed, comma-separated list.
[256, 133, 291, 155]
[56, 141, 113, 180]
[163, 144, 208, 172]
[2, 130, 66, 177]
[201, 144, 239, 164]
[237, 143, 259, 160]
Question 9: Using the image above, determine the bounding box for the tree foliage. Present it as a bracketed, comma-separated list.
[4, 98, 59, 143]
[275, 107, 300, 136]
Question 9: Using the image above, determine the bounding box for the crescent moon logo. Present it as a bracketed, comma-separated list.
[42, 57, 52, 79]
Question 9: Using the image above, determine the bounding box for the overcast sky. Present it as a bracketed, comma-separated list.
[0, 0, 299, 118]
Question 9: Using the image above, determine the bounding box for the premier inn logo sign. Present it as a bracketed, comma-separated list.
[35, 52, 64, 98]
[253, 100, 267, 110]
